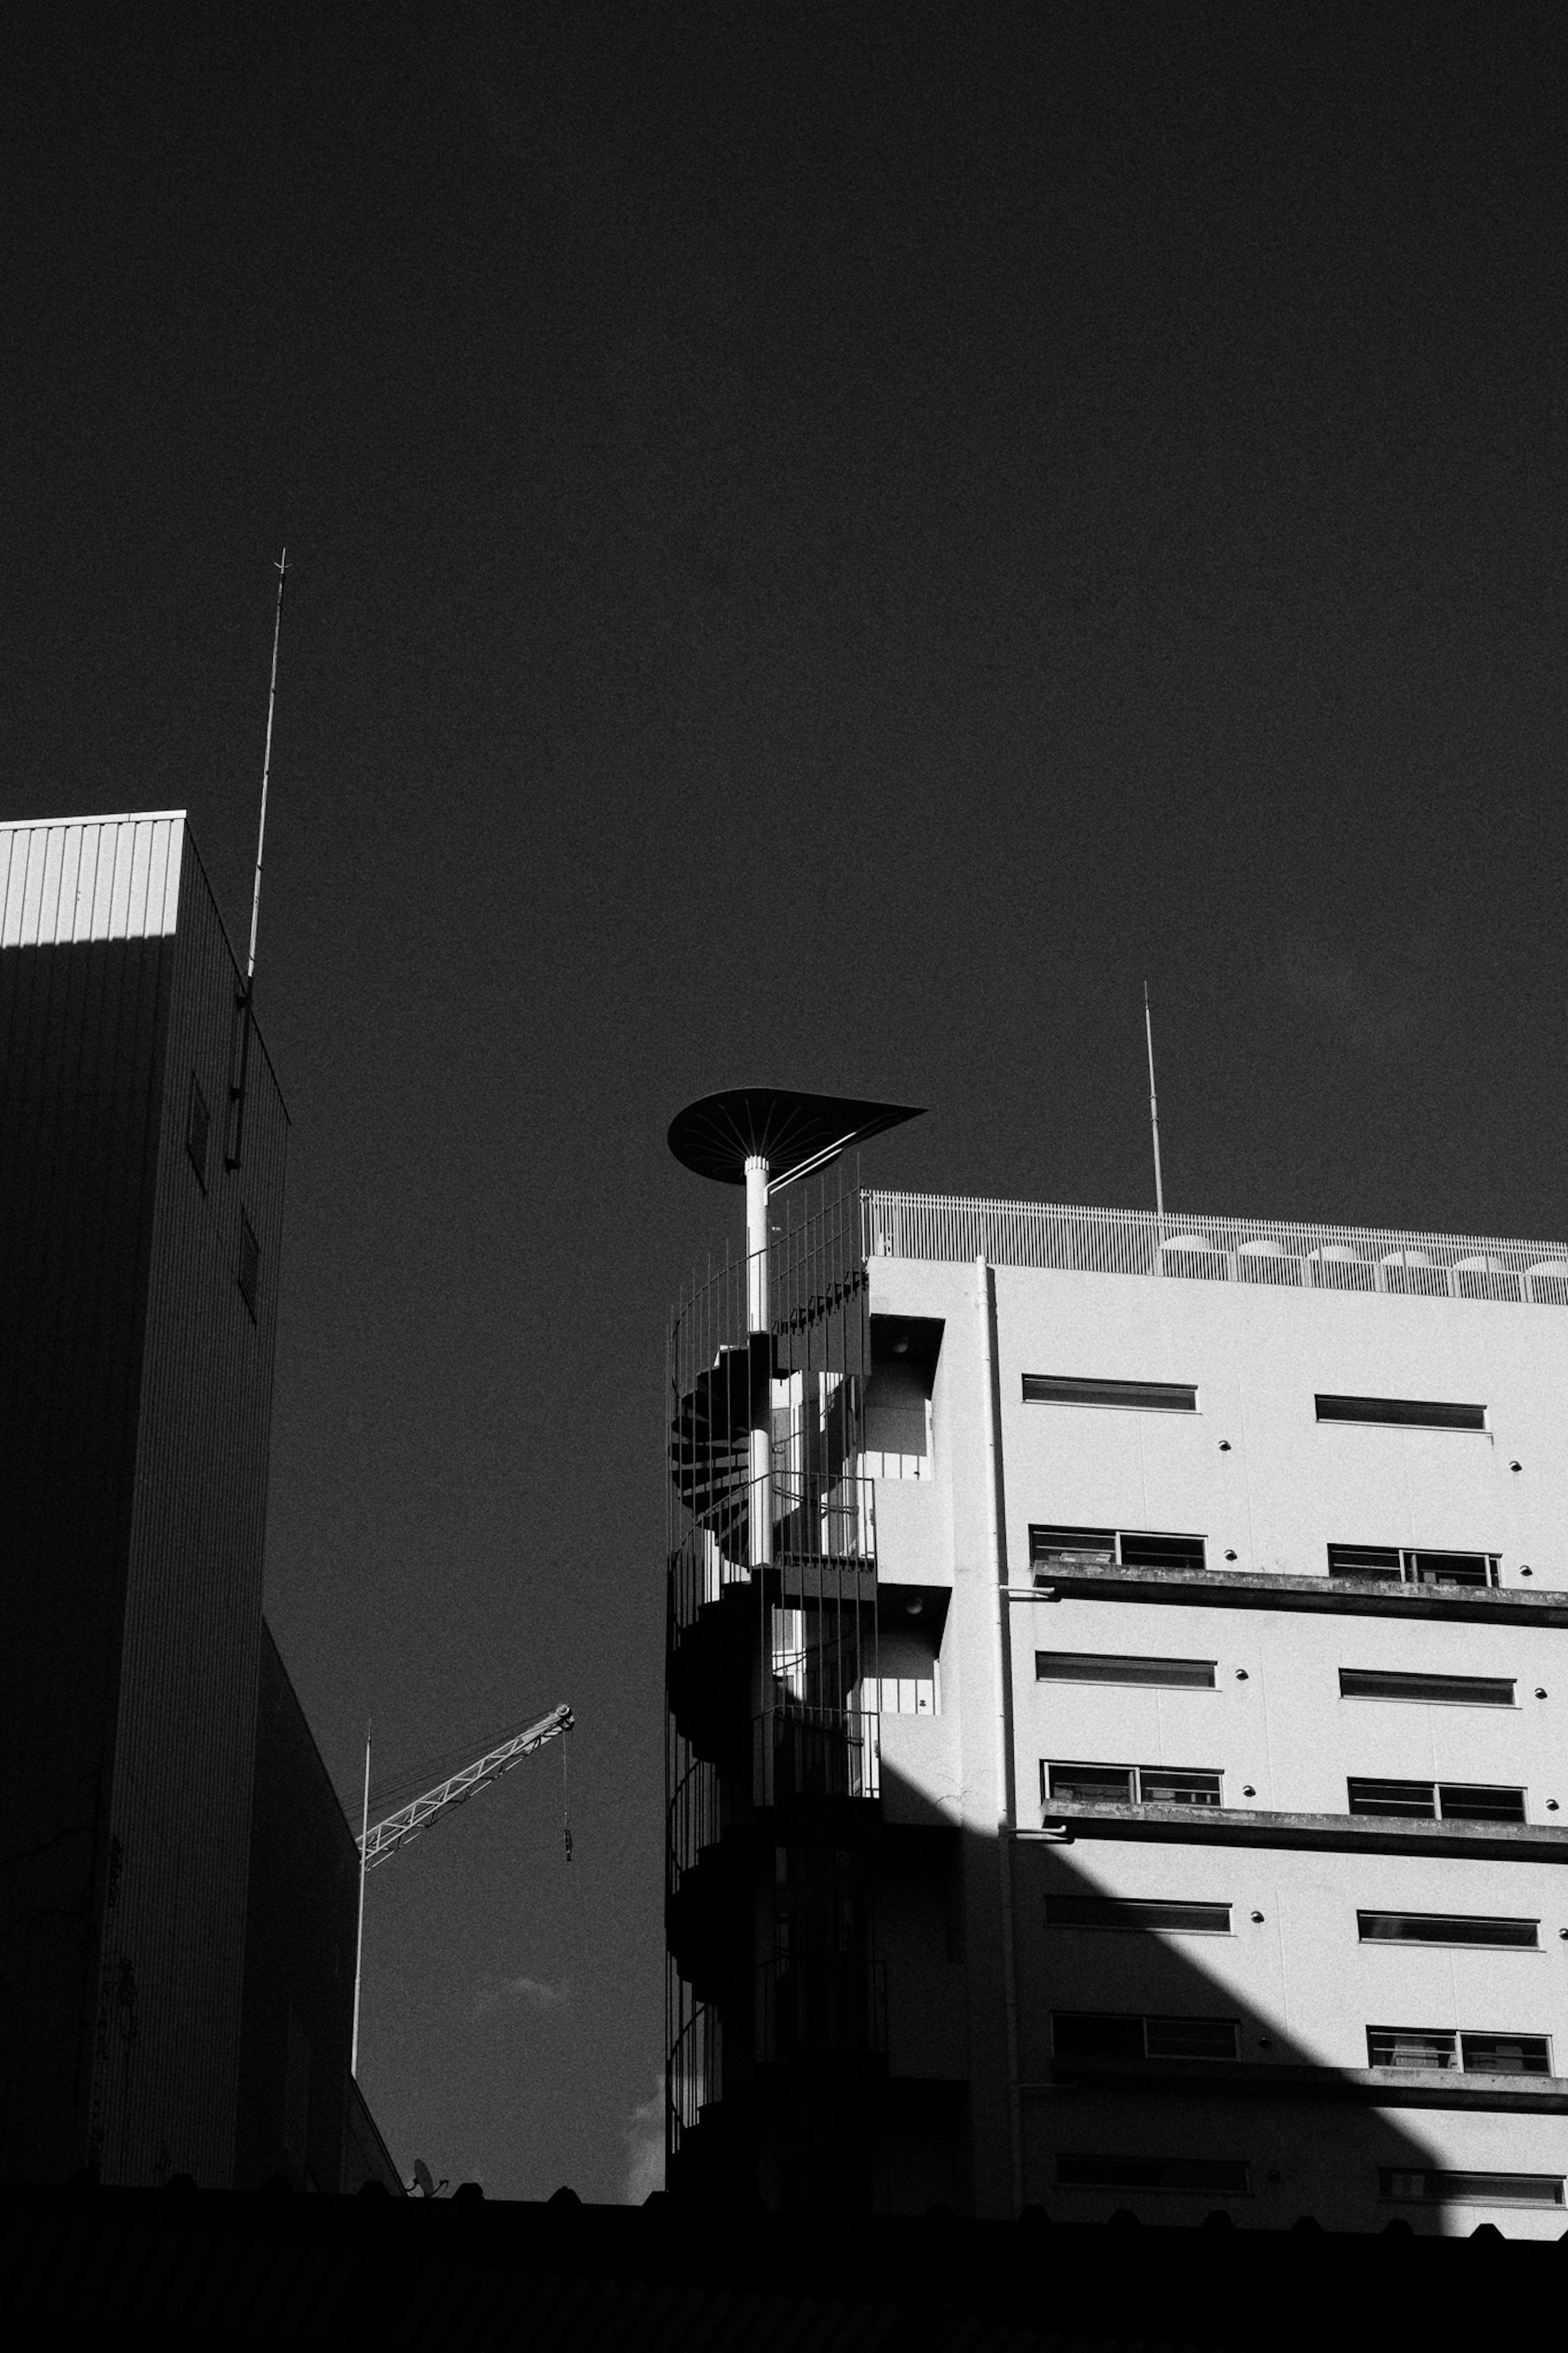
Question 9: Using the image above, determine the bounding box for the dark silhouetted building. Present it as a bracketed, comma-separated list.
[0, 810, 395, 2192]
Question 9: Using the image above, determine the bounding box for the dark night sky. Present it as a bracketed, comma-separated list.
[5, 2, 1567, 2198]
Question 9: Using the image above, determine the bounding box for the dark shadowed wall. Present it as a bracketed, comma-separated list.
[237, 1622, 401, 2193]
[0, 816, 287, 2186]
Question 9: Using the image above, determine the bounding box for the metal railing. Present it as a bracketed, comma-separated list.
[668, 1996, 722, 2143]
[668, 1752, 737, 1894]
[862, 1190, 1568, 1304]
[756, 1956, 887, 2062]
[668, 1475, 878, 1638]
[757, 1702, 880, 1804]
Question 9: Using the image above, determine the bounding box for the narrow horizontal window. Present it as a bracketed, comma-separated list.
[1437, 1782, 1526, 1824]
[1380, 2168, 1562, 2207]
[1058, 2154, 1249, 2195]
[1024, 1374, 1197, 1412]
[1144, 2015, 1239, 2061]
[1037, 1652, 1216, 1690]
[1367, 2027, 1457, 2071]
[1053, 2013, 1144, 2060]
[1340, 1668, 1515, 1707]
[1348, 1778, 1436, 1820]
[1359, 1911, 1538, 1949]
[1316, 1394, 1486, 1431]
[1461, 2033, 1552, 2075]
[1045, 1895, 1231, 1935]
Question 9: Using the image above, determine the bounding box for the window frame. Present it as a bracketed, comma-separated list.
[1347, 1778, 1529, 1826]
[1315, 1394, 1487, 1432]
[1366, 2026, 1459, 2071]
[1143, 2014, 1241, 2062]
[1357, 1910, 1539, 1949]
[1366, 2026, 1553, 2074]
[1339, 1667, 1516, 1708]
[1056, 2153, 1251, 2196]
[1459, 2032, 1552, 2076]
[1379, 2167, 1563, 2208]
[1023, 1373, 1198, 1414]
[1328, 1544, 1499, 1589]
[1036, 1651, 1217, 1691]
[1043, 1894, 1233, 1936]
[1347, 1778, 1437, 1820]
[1435, 1780, 1527, 1824]
[1044, 1760, 1225, 1809]
[1030, 1524, 1208, 1575]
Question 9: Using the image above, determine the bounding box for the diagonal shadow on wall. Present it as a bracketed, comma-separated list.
[875, 1755, 1563, 2234]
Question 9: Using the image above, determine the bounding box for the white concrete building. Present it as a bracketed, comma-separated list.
[865, 1190, 1568, 2233]
[666, 1100, 1568, 2231]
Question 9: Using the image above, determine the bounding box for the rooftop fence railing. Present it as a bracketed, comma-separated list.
[861, 1191, 1568, 1305]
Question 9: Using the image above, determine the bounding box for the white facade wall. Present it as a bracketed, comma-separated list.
[865, 1224, 1568, 2234]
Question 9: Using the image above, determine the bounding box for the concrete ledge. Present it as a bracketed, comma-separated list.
[1033, 1561, 1568, 1626]
[1027, 2057, 1568, 2113]
[1020, 1801, 1568, 1862]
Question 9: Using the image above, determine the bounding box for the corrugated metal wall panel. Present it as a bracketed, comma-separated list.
[96, 827, 289, 2188]
[0, 814, 185, 948]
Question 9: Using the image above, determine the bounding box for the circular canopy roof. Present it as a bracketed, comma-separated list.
[668, 1087, 924, 1188]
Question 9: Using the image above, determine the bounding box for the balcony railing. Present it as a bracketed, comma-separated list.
[668, 1997, 722, 2145]
[757, 1703, 880, 1804]
[756, 1956, 887, 2063]
[667, 1753, 739, 1892]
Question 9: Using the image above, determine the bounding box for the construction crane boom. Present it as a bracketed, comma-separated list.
[358, 1703, 573, 1871]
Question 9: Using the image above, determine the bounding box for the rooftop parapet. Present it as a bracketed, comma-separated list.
[861, 1189, 1568, 1306]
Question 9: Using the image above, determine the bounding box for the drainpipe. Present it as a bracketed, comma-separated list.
[746, 1155, 772, 1570]
[976, 1254, 1023, 2212]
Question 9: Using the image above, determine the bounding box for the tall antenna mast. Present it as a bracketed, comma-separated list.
[1143, 982, 1166, 1239]
[247, 548, 287, 983]
[227, 550, 287, 1171]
